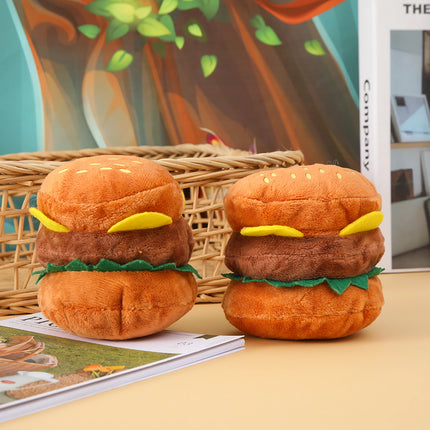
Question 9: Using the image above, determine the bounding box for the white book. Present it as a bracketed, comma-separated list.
[0, 313, 244, 423]
[359, 0, 430, 272]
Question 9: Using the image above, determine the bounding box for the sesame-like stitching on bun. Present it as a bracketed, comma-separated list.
[38, 182, 184, 232]
[40, 155, 179, 206]
[230, 195, 381, 204]
[39, 181, 181, 207]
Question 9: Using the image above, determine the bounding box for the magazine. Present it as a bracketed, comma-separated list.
[0, 313, 244, 423]
[359, 0, 430, 272]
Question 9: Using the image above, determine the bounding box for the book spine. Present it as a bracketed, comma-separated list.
[358, 0, 377, 180]
[359, 0, 393, 270]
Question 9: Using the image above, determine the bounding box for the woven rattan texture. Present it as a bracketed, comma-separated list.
[0, 145, 303, 315]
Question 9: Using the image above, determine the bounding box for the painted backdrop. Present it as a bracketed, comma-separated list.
[0, 0, 359, 168]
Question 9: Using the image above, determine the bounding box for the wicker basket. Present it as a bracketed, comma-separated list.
[0, 144, 304, 316]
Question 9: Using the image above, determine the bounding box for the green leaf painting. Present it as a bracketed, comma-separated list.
[175, 36, 185, 49]
[304, 39, 326, 56]
[78, 24, 101, 39]
[84, 0, 112, 18]
[201, 54, 217, 77]
[199, 0, 220, 20]
[177, 0, 200, 11]
[158, 0, 178, 15]
[105, 3, 136, 23]
[255, 25, 282, 46]
[159, 15, 177, 42]
[137, 17, 171, 37]
[249, 14, 265, 29]
[105, 20, 130, 42]
[81, 0, 286, 75]
[188, 22, 203, 38]
[106, 49, 134, 72]
[135, 6, 152, 20]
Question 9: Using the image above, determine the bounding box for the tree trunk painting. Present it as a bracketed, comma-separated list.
[10, 0, 359, 168]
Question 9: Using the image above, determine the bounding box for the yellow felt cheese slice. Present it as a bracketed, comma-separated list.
[29, 207, 70, 233]
[108, 212, 173, 233]
[339, 211, 383, 236]
[240, 225, 304, 238]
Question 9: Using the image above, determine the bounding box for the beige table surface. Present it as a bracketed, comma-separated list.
[2, 272, 430, 430]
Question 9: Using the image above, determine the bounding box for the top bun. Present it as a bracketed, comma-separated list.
[224, 164, 382, 236]
[37, 155, 183, 232]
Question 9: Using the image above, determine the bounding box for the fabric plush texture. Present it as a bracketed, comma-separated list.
[35, 217, 194, 267]
[33, 155, 198, 340]
[224, 164, 382, 236]
[37, 155, 184, 232]
[38, 270, 197, 340]
[221, 163, 385, 340]
[225, 229, 385, 282]
[222, 277, 384, 340]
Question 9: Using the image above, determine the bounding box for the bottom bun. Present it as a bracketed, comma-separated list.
[222, 277, 384, 339]
[38, 270, 197, 340]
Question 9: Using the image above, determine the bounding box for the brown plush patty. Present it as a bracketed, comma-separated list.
[225, 228, 385, 281]
[36, 217, 194, 267]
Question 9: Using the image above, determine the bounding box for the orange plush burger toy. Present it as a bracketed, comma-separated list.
[30, 155, 198, 340]
[222, 164, 385, 339]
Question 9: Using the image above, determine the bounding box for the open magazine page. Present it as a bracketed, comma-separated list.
[0, 313, 244, 423]
[359, 0, 430, 271]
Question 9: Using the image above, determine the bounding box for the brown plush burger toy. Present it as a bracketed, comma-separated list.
[222, 164, 385, 339]
[30, 155, 198, 340]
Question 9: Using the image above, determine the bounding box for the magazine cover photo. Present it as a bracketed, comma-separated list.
[0, 326, 173, 406]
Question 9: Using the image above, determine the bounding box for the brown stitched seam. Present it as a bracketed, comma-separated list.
[231, 305, 383, 319]
[54, 303, 192, 311]
[234, 195, 381, 204]
[227, 248, 382, 259]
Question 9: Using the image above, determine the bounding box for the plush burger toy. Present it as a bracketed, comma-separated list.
[30, 155, 198, 340]
[222, 164, 385, 339]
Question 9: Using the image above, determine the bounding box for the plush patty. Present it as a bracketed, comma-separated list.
[225, 229, 385, 281]
[36, 217, 194, 267]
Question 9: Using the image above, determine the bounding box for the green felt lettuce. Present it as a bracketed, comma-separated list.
[222, 267, 384, 295]
[34, 258, 201, 284]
